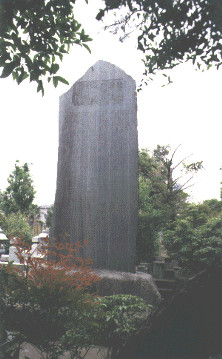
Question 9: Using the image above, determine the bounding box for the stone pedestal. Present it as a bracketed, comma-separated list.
[94, 269, 161, 306]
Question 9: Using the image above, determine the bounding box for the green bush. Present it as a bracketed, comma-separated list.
[3, 212, 32, 244]
[94, 295, 152, 347]
[63, 294, 153, 357]
[1, 235, 153, 358]
[1, 238, 100, 359]
[164, 202, 222, 274]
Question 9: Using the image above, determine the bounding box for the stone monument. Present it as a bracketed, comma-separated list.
[51, 60, 138, 272]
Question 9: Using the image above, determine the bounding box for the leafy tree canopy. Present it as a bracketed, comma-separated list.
[137, 176, 162, 263]
[139, 145, 202, 222]
[97, 0, 222, 84]
[164, 200, 222, 274]
[0, 0, 91, 94]
[3, 211, 33, 243]
[137, 145, 203, 264]
[1, 160, 36, 216]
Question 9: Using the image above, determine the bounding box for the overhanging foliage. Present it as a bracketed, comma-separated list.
[0, 0, 91, 94]
[98, 0, 222, 85]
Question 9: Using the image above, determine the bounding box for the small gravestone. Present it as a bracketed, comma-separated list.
[51, 61, 138, 272]
[9, 240, 20, 264]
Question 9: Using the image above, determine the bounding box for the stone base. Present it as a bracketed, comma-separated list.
[19, 343, 108, 359]
[93, 269, 161, 306]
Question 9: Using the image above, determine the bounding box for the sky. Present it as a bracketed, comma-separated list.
[0, 0, 221, 206]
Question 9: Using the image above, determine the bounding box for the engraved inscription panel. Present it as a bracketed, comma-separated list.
[72, 80, 125, 106]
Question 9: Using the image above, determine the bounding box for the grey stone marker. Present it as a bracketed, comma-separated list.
[51, 60, 138, 272]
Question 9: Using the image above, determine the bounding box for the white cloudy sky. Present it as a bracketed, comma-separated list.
[0, 0, 221, 206]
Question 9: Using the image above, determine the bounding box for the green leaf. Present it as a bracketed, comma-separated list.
[79, 29, 92, 43]
[50, 63, 59, 74]
[84, 36, 93, 43]
[37, 80, 44, 96]
[74, 22, 81, 32]
[17, 71, 29, 85]
[12, 71, 18, 81]
[24, 55, 32, 69]
[138, 42, 144, 51]
[82, 43, 91, 53]
[0, 61, 19, 78]
[59, 45, 66, 53]
[30, 71, 38, 82]
[37, 81, 42, 92]
[53, 76, 69, 85]
[53, 76, 59, 88]
[1, 41, 14, 48]
[0, 53, 11, 66]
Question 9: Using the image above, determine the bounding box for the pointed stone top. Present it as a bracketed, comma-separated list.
[77, 60, 135, 83]
[61, 60, 136, 100]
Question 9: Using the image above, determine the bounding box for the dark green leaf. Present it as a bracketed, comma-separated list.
[0, 61, 19, 78]
[82, 43, 91, 53]
[37, 80, 43, 93]
[74, 22, 81, 32]
[53, 76, 59, 88]
[0, 53, 11, 66]
[17, 70, 29, 85]
[50, 63, 59, 74]
[138, 42, 144, 51]
[53, 76, 69, 85]
[12, 71, 18, 81]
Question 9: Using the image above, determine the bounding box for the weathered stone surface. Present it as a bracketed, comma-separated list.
[51, 60, 138, 272]
[19, 343, 109, 359]
[9, 245, 20, 263]
[93, 270, 161, 306]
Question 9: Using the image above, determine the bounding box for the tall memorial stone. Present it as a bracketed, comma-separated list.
[51, 60, 138, 272]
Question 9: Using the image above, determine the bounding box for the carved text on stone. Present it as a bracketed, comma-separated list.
[72, 80, 125, 106]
